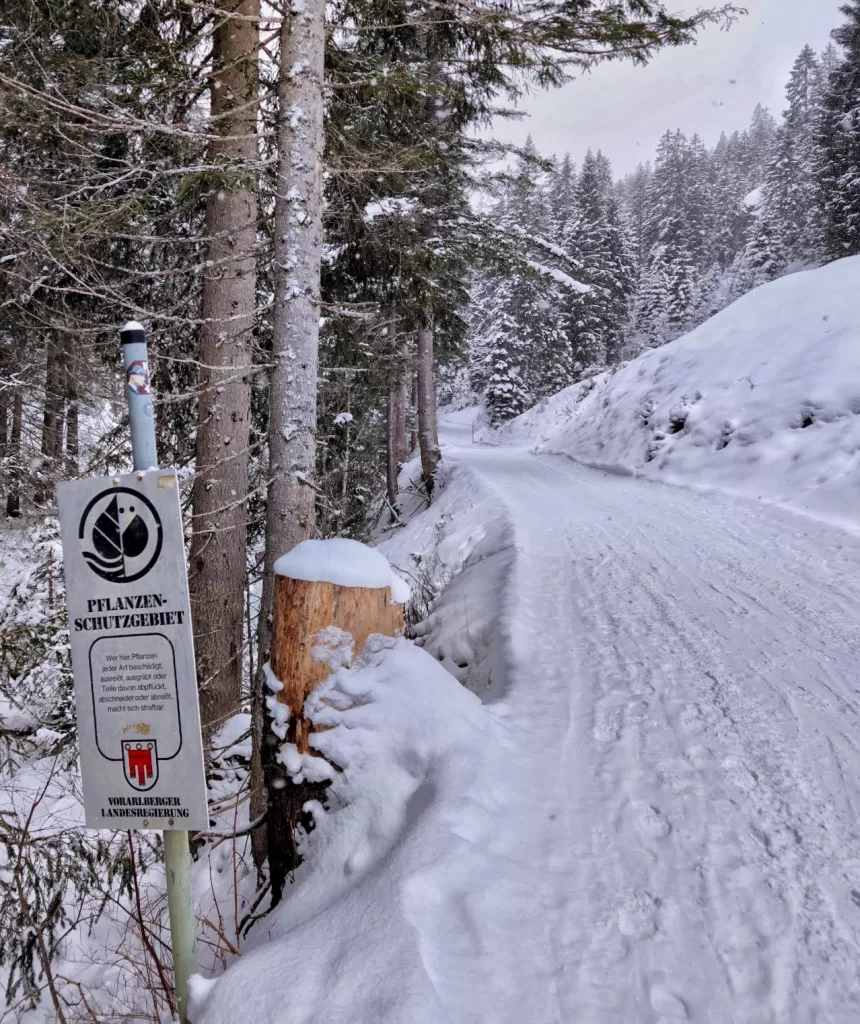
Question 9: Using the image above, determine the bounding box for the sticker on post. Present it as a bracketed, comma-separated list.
[126, 360, 151, 395]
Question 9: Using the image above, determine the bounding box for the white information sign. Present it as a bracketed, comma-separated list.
[57, 469, 208, 830]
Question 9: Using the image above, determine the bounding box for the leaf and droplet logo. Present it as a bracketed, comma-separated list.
[78, 488, 163, 583]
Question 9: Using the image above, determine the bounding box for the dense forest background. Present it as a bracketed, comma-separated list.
[467, 34, 860, 423]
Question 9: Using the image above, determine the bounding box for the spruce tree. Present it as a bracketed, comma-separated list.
[745, 45, 821, 279]
[619, 162, 653, 282]
[817, 2, 860, 261]
[483, 278, 534, 423]
[747, 103, 778, 182]
[548, 153, 579, 244]
[565, 151, 634, 367]
[632, 249, 669, 348]
[636, 130, 700, 344]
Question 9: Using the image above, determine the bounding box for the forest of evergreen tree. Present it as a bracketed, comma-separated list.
[469, 13, 860, 423]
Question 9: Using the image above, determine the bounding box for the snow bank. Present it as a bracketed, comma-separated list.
[497, 256, 860, 529]
[381, 451, 515, 699]
[193, 635, 505, 1024]
[275, 537, 409, 603]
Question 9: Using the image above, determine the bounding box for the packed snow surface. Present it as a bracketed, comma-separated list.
[494, 255, 860, 530]
[274, 537, 409, 602]
[200, 416, 860, 1022]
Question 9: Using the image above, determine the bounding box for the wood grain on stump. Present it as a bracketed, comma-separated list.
[270, 575, 404, 753]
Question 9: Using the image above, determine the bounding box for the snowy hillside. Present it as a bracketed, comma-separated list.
[493, 256, 860, 529]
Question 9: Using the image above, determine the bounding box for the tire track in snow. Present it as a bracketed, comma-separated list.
[451, 442, 860, 1024]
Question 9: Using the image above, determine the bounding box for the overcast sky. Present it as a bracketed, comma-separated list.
[492, 0, 846, 177]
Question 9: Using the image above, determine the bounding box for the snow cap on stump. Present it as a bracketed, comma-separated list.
[274, 538, 410, 604]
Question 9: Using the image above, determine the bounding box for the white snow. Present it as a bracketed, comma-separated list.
[211, 712, 252, 760]
[0, 696, 37, 733]
[119, 319, 145, 332]
[509, 225, 570, 261]
[743, 185, 763, 209]
[362, 197, 416, 222]
[311, 624, 355, 670]
[266, 686, 290, 740]
[194, 635, 503, 1024]
[493, 255, 860, 531]
[525, 258, 591, 293]
[276, 741, 338, 784]
[195, 255, 860, 1024]
[198, 399, 860, 1021]
[263, 661, 284, 692]
[274, 537, 409, 602]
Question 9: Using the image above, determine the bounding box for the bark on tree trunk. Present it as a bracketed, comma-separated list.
[189, 0, 259, 738]
[65, 359, 79, 478]
[35, 341, 64, 504]
[251, 0, 326, 875]
[386, 388, 399, 509]
[409, 368, 419, 455]
[41, 342, 63, 464]
[0, 386, 7, 463]
[6, 391, 22, 519]
[394, 382, 408, 462]
[416, 314, 440, 491]
[394, 362, 409, 469]
[386, 318, 408, 508]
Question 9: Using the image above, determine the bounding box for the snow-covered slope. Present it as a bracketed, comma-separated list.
[494, 255, 860, 528]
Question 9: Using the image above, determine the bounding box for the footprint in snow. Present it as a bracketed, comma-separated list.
[633, 801, 672, 840]
[723, 755, 758, 793]
[678, 703, 705, 735]
[650, 985, 689, 1020]
[617, 889, 659, 939]
[593, 702, 623, 743]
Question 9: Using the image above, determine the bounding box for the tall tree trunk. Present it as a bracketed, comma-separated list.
[251, 0, 325, 883]
[189, 0, 259, 738]
[386, 318, 408, 508]
[394, 381, 408, 462]
[65, 351, 79, 478]
[409, 369, 419, 455]
[416, 314, 440, 491]
[41, 341, 64, 463]
[0, 385, 8, 463]
[386, 388, 399, 509]
[35, 340, 64, 504]
[6, 391, 22, 519]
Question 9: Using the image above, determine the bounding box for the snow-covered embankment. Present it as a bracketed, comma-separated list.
[194, 488, 520, 1023]
[494, 255, 860, 528]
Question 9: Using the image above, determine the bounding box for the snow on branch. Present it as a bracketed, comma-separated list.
[510, 225, 570, 262]
[525, 259, 591, 294]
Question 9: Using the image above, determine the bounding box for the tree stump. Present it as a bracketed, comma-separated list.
[265, 573, 403, 900]
[270, 576, 403, 753]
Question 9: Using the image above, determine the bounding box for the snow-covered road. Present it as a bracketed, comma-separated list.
[198, 416, 860, 1024]
[431, 423, 860, 1024]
